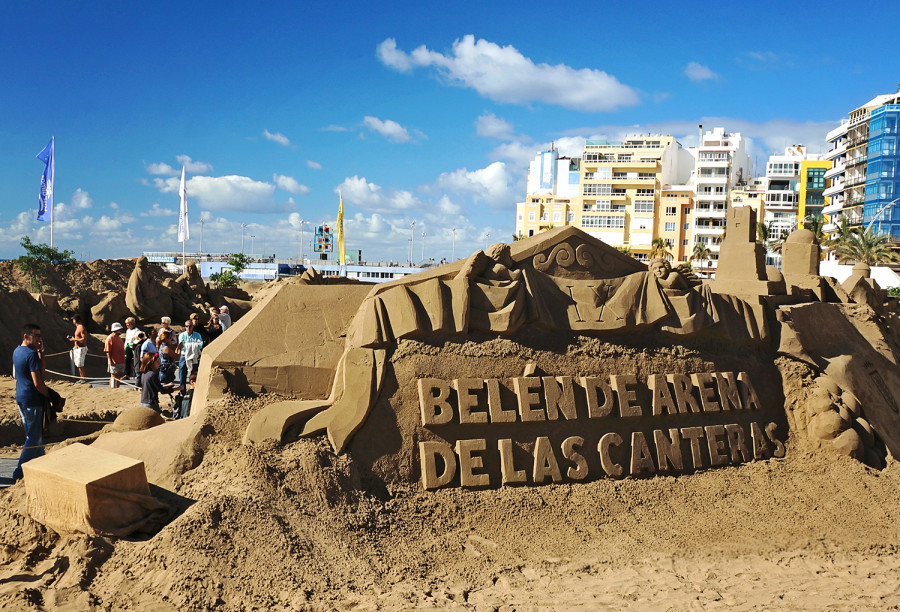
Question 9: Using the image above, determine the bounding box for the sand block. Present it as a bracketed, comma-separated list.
[22, 442, 168, 537]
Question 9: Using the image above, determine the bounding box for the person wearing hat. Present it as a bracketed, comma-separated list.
[218, 305, 231, 331]
[104, 322, 126, 388]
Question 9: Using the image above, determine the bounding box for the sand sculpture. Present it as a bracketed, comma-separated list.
[125, 256, 174, 322]
[22, 443, 168, 536]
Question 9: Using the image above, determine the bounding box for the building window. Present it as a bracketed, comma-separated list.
[581, 215, 625, 229]
[806, 168, 825, 189]
[583, 183, 612, 196]
[665, 206, 677, 216]
[552, 212, 561, 222]
[567, 212, 575, 222]
[665, 222, 676, 232]
[636, 188, 655, 197]
[684, 208, 691, 215]
[682, 239, 689, 246]
[528, 212, 535, 221]
[634, 200, 654, 214]
[683, 223, 690, 230]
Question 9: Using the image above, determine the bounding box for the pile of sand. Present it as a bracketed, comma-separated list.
[2, 327, 900, 609]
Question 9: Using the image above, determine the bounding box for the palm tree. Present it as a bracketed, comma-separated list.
[768, 229, 791, 254]
[756, 221, 771, 245]
[825, 215, 856, 260]
[837, 226, 900, 265]
[648, 237, 672, 260]
[692, 242, 712, 265]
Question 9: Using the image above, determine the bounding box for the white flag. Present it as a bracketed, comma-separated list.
[177, 166, 189, 242]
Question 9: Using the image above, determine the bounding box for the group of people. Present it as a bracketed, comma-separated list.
[69, 305, 233, 418]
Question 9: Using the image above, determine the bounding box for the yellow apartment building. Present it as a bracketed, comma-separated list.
[659, 185, 694, 262]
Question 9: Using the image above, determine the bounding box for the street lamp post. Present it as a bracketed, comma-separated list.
[421, 231, 425, 262]
[410, 221, 416, 265]
[199, 219, 205, 257]
[450, 227, 456, 261]
[484, 232, 490, 250]
[250, 235, 255, 255]
[241, 223, 248, 253]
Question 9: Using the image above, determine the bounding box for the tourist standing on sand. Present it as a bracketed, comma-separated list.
[141, 328, 158, 361]
[156, 329, 177, 386]
[104, 322, 126, 388]
[218, 306, 231, 331]
[160, 316, 173, 337]
[176, 320, 203, 390]
[123, 317, 142, 385]
[138, 352, 173, 413]
[69, 314, 88, 383]
[205, 307, 223, 343]
[12, 323, 49, 480]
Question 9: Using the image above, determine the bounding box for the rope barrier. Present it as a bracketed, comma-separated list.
[43, 367, 140, 389]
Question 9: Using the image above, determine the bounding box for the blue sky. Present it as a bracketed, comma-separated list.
[1, 1, 897, 262]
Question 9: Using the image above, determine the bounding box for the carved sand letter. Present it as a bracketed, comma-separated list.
[715, 372, 742, 411]
[532, 436, 563, 484]
[543, 376, 577, 420]
[456, 439, 489, 488]
[705, 425, 730, 467]
[611, 374, 642, 418]
[724, 424, 751, 463]
[668, 374, 700, 413]
[654, 428, 684, 472]
[598, 433, 624, 477]
[562, 436, 588, 480]
[581, 377, 614, 418]
[750, 421, 772, 459]
[738, 372, 762, 411]
[486, 378, 516, 423]
[419, 379, 453, 426]
[765, 422, 786, 457]
[680, 427, 705, 469]
[498, 439, 527, 485]
[691, 373, 720, 412]
[454, 378, 487, 424]
[649, 374, 677, 416]
[420, 441, 457, 490]
[514, 377, 545, 422]
[630, 431, 656, 475]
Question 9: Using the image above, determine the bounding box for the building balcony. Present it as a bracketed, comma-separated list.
[845, 176, 867, 188]
[822, 202, 843, 216]
[824, 141, 847, 160]
[823, 183, 844, 198]
[697, 176, 728, 184]
[846, 154, 868, 168]
[695, 226, 726, 235]
[824, 161, 845, 179]
[696, 192, 727, 201]
[693, 209, 727, 219]
[826, 121, 849, 142]
[823, 222, 837, 233]
[698, 159, 731, 168]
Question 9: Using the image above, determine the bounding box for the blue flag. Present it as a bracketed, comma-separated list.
[36, 138, 54, 222]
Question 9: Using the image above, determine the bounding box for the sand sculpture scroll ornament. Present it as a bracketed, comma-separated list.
[245, 232, 772, 454]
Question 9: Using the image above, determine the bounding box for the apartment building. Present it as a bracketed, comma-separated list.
[798, 159, 830, 223]
[689, 127, 751, 270]
[515, 148, 582, 238]
[578, 135, 693, 260]
[824, 87, 900, 236]
[659, 185, 694, 262]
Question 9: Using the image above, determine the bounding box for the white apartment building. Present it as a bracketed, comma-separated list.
[763, 146, 821, 237]
[689, 127, 751, 269]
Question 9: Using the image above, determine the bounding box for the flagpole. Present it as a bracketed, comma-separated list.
[50, 137, 55, 248]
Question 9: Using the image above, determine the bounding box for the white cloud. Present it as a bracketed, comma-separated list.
[152, 175, 278, 212]
[175, 155, 214, 173]
[363, 116, 412, 142]
[685, 62, 719, 83]
[336, 175, 420, 214]
[147, 162, 179, 176]
[306, 160, 322, 170]
[321, 125, 348, 132]
[273, 173, 310, 195]
[141, 203, 177, 217]
[377, 35, 640, 112]
[148, 156, 213, 175]
[434, 162, 516, 208]
[263, 130, 291, 146]
[475, 113, 514, 140]
[94, 215, 123, 231]
[71, 188, 93, 209]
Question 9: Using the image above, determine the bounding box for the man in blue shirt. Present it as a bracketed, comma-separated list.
[12, 323, 49, 480]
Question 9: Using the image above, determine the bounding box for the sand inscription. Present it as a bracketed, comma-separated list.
[417, 372, 784, 490]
